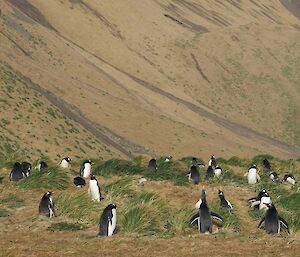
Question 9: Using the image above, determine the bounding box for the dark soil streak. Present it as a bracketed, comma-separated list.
[57, 35, 300, 157]
[0, 31, 31, 57]
[12, 69, 133, 159]
[190, 53, 210, 83]
[6, 0, 56, 31]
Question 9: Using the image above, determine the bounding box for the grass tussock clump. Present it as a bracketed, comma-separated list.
[17, 166, 70, 190]
[217, 156, 248, 167]
[278, 193, 300, 232]
[103, 177, 133, 198]
[94, 158, 188, 186]
[120, 192, 172, 237]
[54, 191, 103, 224]
[209, 201, 240, 233]
[47, 222, 87, 232]
[219, 169, 247, 186]
[0, 208, 11, 217]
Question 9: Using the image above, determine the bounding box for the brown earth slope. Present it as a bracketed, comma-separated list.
[0, 0, 300, 161]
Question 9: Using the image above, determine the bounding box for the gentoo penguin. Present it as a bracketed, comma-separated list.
[164, 156, 173, 162]
[214, 166, 222, 177]
[269, 171, 279, 183]
[208, 155, 216, 168]
[248, 189, 268, 209]
[59, 157, 71, 168]
[148, 158, 157, 171]
[192, 157, 198, 166]
[21, 162, 32, 177]
[37, 161, 48, 172]
[9, 162, 26, 181]
[187, 164, 200, 185]
[258, 191, 271, 210]
[247, 164, 260, 184]
[88, 175, 103, 202]
[99, 204, 117, 237]
[73, 176, 86, 188]
[282, 174, 297, 185]
[218, 189, 233, 209]
[262, 158, 272, 172]
[39, 191, 55, 219]
[139, 177, 147, 186]
[80, 160, 92, 178]
[205, 165, 214, 181]
[191, 189, 223, 233]
[258, 203, 289, 234]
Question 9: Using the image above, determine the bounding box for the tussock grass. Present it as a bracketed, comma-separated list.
[55, 191, 103, 224]
[217, 156, 248, 167]
[171, 208, 195, 233]
[0, 194, 25, 208]
[94, 159, 188, 186]
[47, 222, 87, 232]
[278, 193, 300, 231]
[120, 192, 172, 236]
[210, 201, 240, 232]
[0, 146, 23, 169]
[17, 166, 70, 190]
[103, 177, 133, 198]
[252, 154, 275, 165]
[220, 169, 247, 186]
[248, 208, 266, 221]
[179, 156, 205, 166]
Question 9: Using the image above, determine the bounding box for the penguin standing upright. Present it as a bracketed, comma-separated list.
[99, 204, 117, 237]
[191, 189, 223, 233]
[59, 157, 71, 168]
[74, 176, 86, 188]
[258, 203, 289, 234]
[9, 162, 26, 181]
[39, 191, 55, 219]
[208, 155, 217, 168]
[282, 174, 297, 185]
[21, 162, 32, 177]
[80, 160, 92, 178]
[187, 164, 200, 185]
[218, 189, 233, 209]
[148, 158, 157, 171]
[205, 165, 214, 180]
[88, 175, 103, 202]
[37, 161, 48, 172]
[247, 164, 260, 184]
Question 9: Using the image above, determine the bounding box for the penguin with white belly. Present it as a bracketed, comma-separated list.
[214, 166, 222, 177]
[246, 164, 260, 184]
[248, 189, 268, 209]
[88, 175, 103, 202]
[80, 160, 92, 178]
[99, 204, 117, 237]
[258, 191, 271, 210]
[21, 162, 32, 177]
[258, 203, 289, 234]
[282, 174, 297, 185]
[218, 189, 233, 209]
[39, 191, 55, 219]
[191, 189, 223, 233]
[59, 157, 71, 169]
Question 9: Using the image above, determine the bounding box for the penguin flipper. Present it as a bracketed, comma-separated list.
[210, 212, 223, 222]
[190, 213, 200, 225]
[79, 164, 84, 177]
[250, 200, 260, 208]
[248, 197, 257, 203]
[226, 200, 233, 209]
[258, 217, 265, 228]
[279, 216, 289, 233]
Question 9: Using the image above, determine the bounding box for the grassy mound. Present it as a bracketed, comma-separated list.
[48, 222, 87, 232]
[0, 194, 25, 208]
[17, 166, 70, 190]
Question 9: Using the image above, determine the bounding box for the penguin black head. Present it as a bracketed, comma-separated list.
[84, 159, 92, 164]
[211, 155, 215, 159]
[107, 203, 117, 209]
[45, 191, 52, 197]
[64, 157, 71, 163]
[90, 174, 97, 180]
[200, 189, 206, 200]
[218, 189, 224, 196]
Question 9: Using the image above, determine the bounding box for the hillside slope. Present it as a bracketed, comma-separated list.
[1, 0, 300, 160]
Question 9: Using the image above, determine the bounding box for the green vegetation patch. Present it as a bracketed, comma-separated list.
[0, 208, 11, 217]
[47, 222, 87, 232]
[17, 166, 70, 190]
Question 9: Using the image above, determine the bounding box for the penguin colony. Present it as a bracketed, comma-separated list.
[8, 155, 297, 236]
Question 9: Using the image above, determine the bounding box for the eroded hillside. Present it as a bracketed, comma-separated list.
[0, 0, 300, 160]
